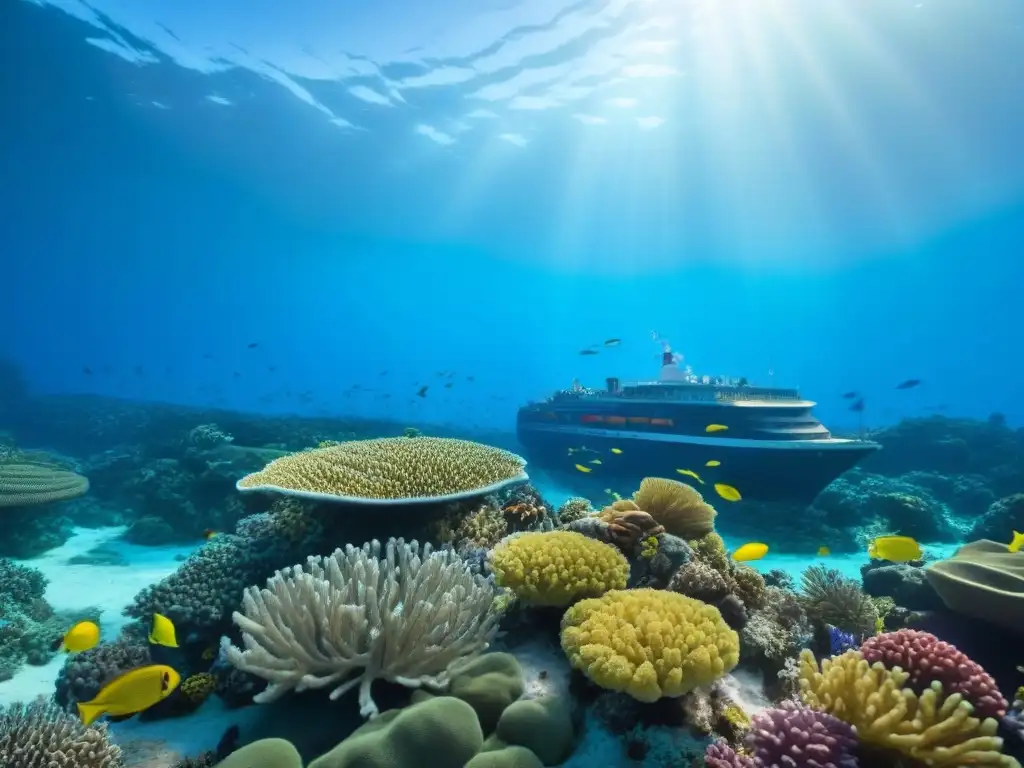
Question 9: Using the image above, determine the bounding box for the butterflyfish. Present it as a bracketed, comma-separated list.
[574, 464, 592, 473]
[732, 542, 769, 562]
[149, 613, 179, 648]
[77, 664, 181, 726]
[868, 535, 922, 563]
[52, 620, 100, 653]
[705, 424, 729, 433]
[704, 460, 721, 467]
[1009, 530, 1024, 553]
[714, 483, 742, 502]
[676, 468, 704, 484]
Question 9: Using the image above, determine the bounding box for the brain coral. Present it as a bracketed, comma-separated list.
[236, 437, 528, 503]
[0, 696, 122, 767]
[0, 463, 89, 507]
[489, 531, 629, 607]
[560, 588, 739, 702]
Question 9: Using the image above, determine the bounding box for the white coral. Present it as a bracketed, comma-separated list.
[225, 537, 501, 718]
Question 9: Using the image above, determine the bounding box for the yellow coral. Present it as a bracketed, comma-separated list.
[236, 437, 527, 503]
[490, 531, 629, 607]
[560, 588, 739, 703]
[180, 672, 216, 704]
[798, 649, 1019, 767]
[633, 477, 716, 539]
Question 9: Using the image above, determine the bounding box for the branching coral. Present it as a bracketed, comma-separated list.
[0, 696, 123, 767]
[489, 530, 629, 606]
[798, 649, 1019, 767]
[236, 437, 528, 503]
[860, 629, 1007, 718]
[560, 588, 739, 702]
[799, 565, 878, 637]
[632, 477, 716, 539]
[226, 538, 502, 718]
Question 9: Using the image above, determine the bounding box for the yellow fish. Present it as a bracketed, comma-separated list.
[77, 664, 181, 726]
[714, 483, 742, 502]
[53, 620, 100, 653]
[732, 542, 769, 562]
[705, 424, 728, 433]
[1009, 531, 1024, 553]
[704, 460, 721, 467]
[676, 468, 704, 484]
[868, 535, 923, 563]
[610, 448, 623, 455]
[574, 464, 592, 473]
[149, 613, 178, 648]
[589, 459, 602, 465]
[817, 546, 831, 557]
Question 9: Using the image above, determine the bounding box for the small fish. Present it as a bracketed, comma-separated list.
[77, 664, 181, 726]
[896, 379, 922, 390]
[247, 342, 259, 348]
[202, 529, 218, 541]
[604, 488, 623, 502]
[1008, 530, 1024, 553]
[202, 353, 213, 359]
[466, 376, 474, 382]
[841, 391, 859, 399]
[574, 463, 592, 473]
[704, 460, 721, 467]
[233, 371, 241, 378]
[603, 338, 621, 347]
[579, 349, 599, 356]
[149, 614, 179, 648]
[82, 366, 93, 375]
[589, 459, 602, 465]
[868, 535, 923, 563]
[732, 542, 769, 562]
[676, 468, 704, 484]
[714, 483, 742, 502]
[52, 620, 100, 653]
[817, 546, 831, 557]
[849, 398, 865, 413]
[610, 448, 623, 455]
[444, 382, 453, 389]
[268, 365, 277, 372]
[705, 424, 728, 433]
[417, 386, 428, 398]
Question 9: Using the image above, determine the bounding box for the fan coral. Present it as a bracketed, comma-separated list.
[798, 649, 1019, 767]
[799, 565, 878, 636]
[226, 538, 501, 718]
[705, 700, 857, 768]
[0, 696, 123, 767]
[236, 437, 527, 503]
[556, 496, 592, 524]
[860, 629, 1007, 718]
[560, 588, 739, 702]
[489, 530, 629, 606]
[632, 477, 716, 538]
[0, 463, 89, 507]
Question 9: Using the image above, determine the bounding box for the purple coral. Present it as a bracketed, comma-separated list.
[705, 701, 858, 768]
[860, 629, 1007, 718]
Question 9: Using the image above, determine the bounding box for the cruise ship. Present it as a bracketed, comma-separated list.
[516, 359, 880, 503]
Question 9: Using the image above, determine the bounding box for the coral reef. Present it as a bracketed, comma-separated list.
[632, 477, 717, 539]
[0, 696, 123, 767]
[924, 539, 1024, 633]
[55, 634, 152, 712]
[560, 588, 739, 702]
[226, 538, 502, 718]
[799, 564, 878, 636]
[236, 437, 528, 503]
[489, 530, 629, 606]
[556, 496, 592, 524]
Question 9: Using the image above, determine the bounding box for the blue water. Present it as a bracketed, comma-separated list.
[3, 0, 1024, 766]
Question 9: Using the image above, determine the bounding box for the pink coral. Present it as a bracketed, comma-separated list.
[860, 629, 1006, 718]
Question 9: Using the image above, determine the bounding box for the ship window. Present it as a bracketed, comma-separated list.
[580, 414, 602, 423]
[604, 415, 627, 425]
[650, 417, 673, 426]
[627, 416, 649, 424]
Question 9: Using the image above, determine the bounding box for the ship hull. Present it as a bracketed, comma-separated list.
[516, 420, 878, 503]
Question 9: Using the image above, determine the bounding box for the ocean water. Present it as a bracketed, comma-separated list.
[2, 1, 1023, 767]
